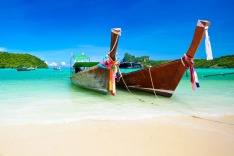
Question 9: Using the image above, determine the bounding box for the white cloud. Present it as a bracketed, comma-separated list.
[45, 61, 58, 67]
[61, 61, 66, 66]
[0, 47, 7, 52]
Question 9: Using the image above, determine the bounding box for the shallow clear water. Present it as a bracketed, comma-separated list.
[0, 68, 234, 125]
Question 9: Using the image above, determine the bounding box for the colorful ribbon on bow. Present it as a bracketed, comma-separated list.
[183, 54, 200, 91]
[98, 54, 117, 96]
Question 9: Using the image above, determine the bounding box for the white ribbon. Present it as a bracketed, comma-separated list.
[205, 27, 213, 60]
[194, 71, 199, 83]
[194, 71, 200, 88]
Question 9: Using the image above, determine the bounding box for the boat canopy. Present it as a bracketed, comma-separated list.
[73, 62, 99, 67]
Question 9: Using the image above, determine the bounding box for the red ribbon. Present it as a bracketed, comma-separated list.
[183, 55, 196, 91]
[101, 60, 115, 69]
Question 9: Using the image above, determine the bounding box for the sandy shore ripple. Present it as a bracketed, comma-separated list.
[0, 116, 234, 156]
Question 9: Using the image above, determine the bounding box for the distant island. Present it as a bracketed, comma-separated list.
[0, 52, 48, 68]
[122, 53, 234, 68]
[1, 51, 233, 69]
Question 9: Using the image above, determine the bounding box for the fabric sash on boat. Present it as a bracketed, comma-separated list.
[182, 54, 200, 91]
[98, 55, 117, 96]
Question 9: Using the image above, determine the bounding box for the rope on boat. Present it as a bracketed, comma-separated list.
[116, 66, 145, 102]
[148, 67, 158, 99]
[117, 66, 234, 126]
[98, 31, 121, 96]
[107, 31, 121, 95]
[115, 67, 160, 101]
[106, 31, 120, 96]
[169, 102, 234, 126]
[116, 66, 159, 101]
[107, 33, 120, 55]
[180, 57, 186, 67]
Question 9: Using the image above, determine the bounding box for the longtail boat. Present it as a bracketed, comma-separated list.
[116, 20, 212, 97]
[17, 67, 30, 71]
[70, 28, 121, 95]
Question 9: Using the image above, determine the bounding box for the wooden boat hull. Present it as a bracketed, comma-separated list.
[117, 60, 186, 97]
[70, 28, 121, 94]
[70, 66, 109, 94]
[116, 20, 211, 97]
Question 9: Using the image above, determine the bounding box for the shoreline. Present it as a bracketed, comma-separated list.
[0, 116, 234, 156]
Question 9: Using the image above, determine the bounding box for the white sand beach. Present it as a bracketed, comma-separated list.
[0, 116, 234, 156]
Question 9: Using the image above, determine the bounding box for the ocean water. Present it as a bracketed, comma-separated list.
[0, 68, 234, 125]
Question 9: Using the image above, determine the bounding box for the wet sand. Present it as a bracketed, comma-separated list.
[0, 116, 234, 156]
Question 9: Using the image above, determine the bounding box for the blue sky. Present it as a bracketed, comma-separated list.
[0, 0, 233, 67]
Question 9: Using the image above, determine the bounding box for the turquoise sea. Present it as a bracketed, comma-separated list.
[0, 68, 234, 125]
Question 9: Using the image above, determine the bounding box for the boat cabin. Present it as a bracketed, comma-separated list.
[118, 62, 144, 73]
[70, 53, 100, 75]
[73, 62, 99, 73]
[119, 62, 143, 69]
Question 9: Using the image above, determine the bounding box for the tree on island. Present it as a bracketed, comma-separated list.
[0, 52, 48, 68]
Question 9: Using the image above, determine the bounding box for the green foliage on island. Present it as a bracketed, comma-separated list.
[194, 55, 234, 68]
[122, 53, 234, 68]
[0, 52, 48, 68]
[122, 53, 169, 67]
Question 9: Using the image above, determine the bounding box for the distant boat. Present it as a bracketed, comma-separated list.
[17, 67, 30, 71]
[70, 28, 121, 95]
[54, 67, 61, 70]
[27, 66, 37, 70]
[116, 20, 212, 97]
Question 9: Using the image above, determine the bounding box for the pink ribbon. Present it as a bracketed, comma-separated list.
[183, 55, 196, 91]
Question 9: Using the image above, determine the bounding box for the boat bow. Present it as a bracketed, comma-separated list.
[70, 28, 121, 95]
[116, 20, 211, 97]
